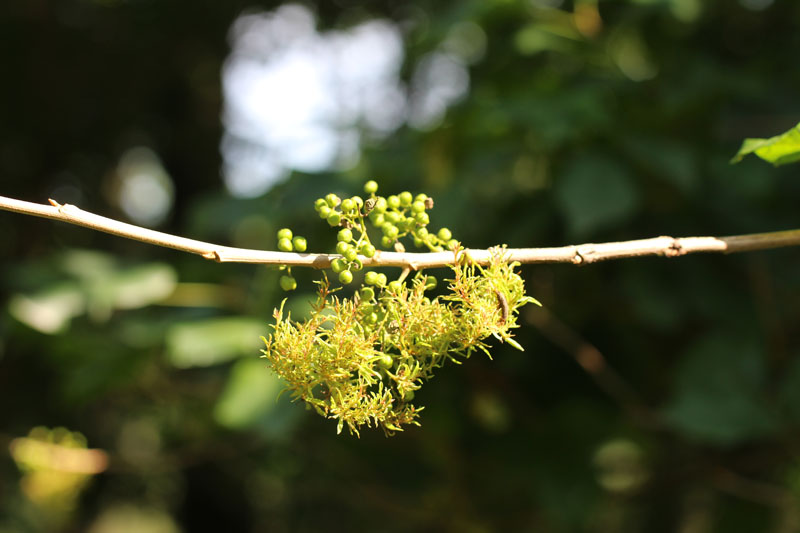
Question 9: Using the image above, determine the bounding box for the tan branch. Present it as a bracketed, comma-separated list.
[2, 195, 799, 269]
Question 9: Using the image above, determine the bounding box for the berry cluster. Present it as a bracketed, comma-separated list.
[262, 181, 539, 436]
[282, 180, 457, 290]
[274, 228, 307, 291]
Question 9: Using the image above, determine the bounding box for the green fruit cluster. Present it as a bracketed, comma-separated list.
[274, 228, 308, 292]
[261, 181, 539, 436]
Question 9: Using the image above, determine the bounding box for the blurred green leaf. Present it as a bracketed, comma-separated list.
[165, 317, 265, 368]
[731, 122, 800, 166]
[554, 152, 640, 238]
[213, 358, 284, 430]
[663, 333, 778, 445]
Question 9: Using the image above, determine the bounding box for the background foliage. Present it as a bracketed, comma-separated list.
[2, 1, 800, 532]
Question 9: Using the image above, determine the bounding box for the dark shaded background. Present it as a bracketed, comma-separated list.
[2, 1, 800, 532]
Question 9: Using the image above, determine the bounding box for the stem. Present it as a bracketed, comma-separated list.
[2, 195, 800, 269]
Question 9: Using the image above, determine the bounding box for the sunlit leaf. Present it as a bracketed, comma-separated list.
[731, 122, 800, 166]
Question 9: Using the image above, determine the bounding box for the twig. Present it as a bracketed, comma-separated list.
[1, 195, 800, 269]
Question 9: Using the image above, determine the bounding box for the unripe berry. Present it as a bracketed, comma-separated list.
[381, 235, 393, 248]
[437, 227, 452, 241]
[327, 213, 341, 226]
[378, 355, 393, 369]
[388, 280, 402, 293]
[325, 193, 340, 207]
[340, 198, 356, 213]
[292, 236, 307, 252]
[331, 258, 347, 273]
[376, 273, 388, 287]
[314, 198, 327, 211]
[337, 228, 353, 242]
[415, 212, 430, 225]
[338, 270, 354, 284]
[364, 271, 379, 285]
[318, 205, 332, 219]
[364, 180, 378, 194]
[279, 275, 297, 291]
[387, 195, 400, 209]
[336, 241, 349, 255]
[344, 248, 358, 262]
[360, 287, 375, 301]
[399, 191, 413, 206]
[277, 228, 293, 240]
[277, 237, 293, 252]
[411, 201, 425, 213]
[360, 243, 376, 258]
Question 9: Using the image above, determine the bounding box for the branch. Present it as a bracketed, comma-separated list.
[2, 195, 799, 269]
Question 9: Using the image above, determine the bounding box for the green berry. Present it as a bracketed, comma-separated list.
[370, 213, 385, 227]
[325, 193, 340, 207]
[341, 198, 356, 213]
[447, 239, 458, 250]
[373, 197, 387, 213]
[292, 236, 307, 252]
[277, 237, 293, 252]
[318, 205, 332, 219]
[331, 258, 347, 273]
[417, 227, 429, 238]
[378, 355, 393, 369]
[415, 212, 430, 225]
[385, 211, 400, 224]
[279, 275, 297, 291]
[351, 196, 364, 208]
[387, 195, 400, 209]
[381, 235, 393, 248]
[382, 224, 399, 238]
[351, 258, 363, 271]
[277, 228, 293, 240]
[327, 213, 341, 227]
[344, 248, 358, 262]
[364, 180, 378, 194]
[415, 193, 427, 202]
[424, 275, 437, 290]
[388, 280, 402, 293]
[360, 243, 376, 258]
[364, 271, 379, 285]
[314, 198, 327, 211]
[338, 270, 354, 284]
[361, 287, 375, 300]
[413, 237, 424, 248]
[336, 241, 349, 255]
[402, 390, 415, 402]
[399, 191, 413, 206]
[376, 273, 388, 287]
[411, 201, 425, 213]
[365, 312, 378, 325]
[438, 227, 452, 241]
[337, 228, 353, 242]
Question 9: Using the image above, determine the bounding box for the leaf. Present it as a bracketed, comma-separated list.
[165, 317, 265, 368]
[554, 152, 640, 238]
[213, 358, 283, 430]
[663, 332, 778, 445]
[731, 122, 800, 166]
